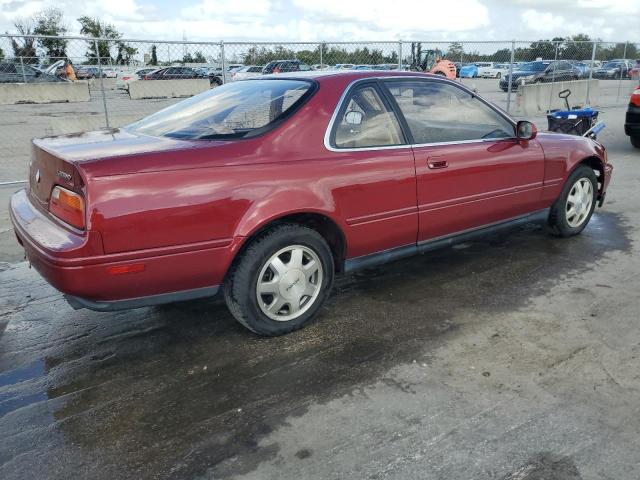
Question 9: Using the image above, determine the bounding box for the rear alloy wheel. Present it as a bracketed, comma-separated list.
[224, 224, 334, 336]
[496, 72, 501, 79]
[548, 165, 597, 237]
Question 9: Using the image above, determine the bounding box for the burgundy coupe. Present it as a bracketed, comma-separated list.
[10, 71, 613, 335]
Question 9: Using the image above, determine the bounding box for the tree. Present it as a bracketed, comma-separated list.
[150, 45, 158, 65]
[116, 42, 137, 65]
[193, 51, 206, 63]
[10, 18, 37, 63]
[182, 52, 194, 63]
[77, 16, 120, 64]
[446, 42, 464, 61]
[33, 8, 67, 61]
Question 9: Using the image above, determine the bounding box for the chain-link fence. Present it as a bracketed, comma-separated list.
[1, 34, 638, 183]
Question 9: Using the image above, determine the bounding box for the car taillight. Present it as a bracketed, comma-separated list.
[630, 88, 640, 107]
[144, 75, 150, 80]
[122, 76, 131, 80]
[49, 185, 85, 229]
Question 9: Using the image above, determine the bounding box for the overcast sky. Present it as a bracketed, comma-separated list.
[1, 0, 639, 43]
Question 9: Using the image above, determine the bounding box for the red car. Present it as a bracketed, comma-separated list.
[625, 85, 640, 148]
[10, 71, 613, 335]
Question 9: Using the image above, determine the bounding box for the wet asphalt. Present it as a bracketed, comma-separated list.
[1, 108, 639, 479]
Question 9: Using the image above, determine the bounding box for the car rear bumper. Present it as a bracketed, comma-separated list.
[10, 189, 229, 310]
[625, 106, 640, 137]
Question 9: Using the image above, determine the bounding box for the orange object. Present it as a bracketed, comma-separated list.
[49, 185, 85, 229]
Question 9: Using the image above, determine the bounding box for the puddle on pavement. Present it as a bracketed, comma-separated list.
[0, 210, 633, 479]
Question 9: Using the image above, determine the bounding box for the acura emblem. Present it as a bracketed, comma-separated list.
[35, 169, 41, 184]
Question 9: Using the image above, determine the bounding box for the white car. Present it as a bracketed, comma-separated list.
[116, 68, 157, 90]
[102, 68, 118, 78]
[480, 63, 510, 79]
[231, 65, 263, 81]
[474, 62, 496, 77]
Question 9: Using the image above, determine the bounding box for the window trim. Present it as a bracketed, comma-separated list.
[324, 76, 518, 153]
[326, 80, 409, 151]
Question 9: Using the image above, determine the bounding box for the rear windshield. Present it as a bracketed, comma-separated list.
[127, 79, 313, 140]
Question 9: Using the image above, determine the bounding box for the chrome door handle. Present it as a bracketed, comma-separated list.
[428, 159, 448, 169]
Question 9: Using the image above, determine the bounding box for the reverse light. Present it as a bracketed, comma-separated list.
[49, 185, 85, 229]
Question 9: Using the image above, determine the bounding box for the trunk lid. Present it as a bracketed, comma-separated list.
[29, 140, 84, 213]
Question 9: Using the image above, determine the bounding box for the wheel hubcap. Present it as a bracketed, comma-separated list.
[566, 177, 593, 228]
[256, 245, 323, 321]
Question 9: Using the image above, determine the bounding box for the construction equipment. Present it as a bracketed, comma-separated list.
[409, 43, 457, 80]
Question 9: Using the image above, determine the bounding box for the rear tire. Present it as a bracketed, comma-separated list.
[224, 224, 334, 336]
[631, 136, 640, 148]
[548, 165, 598, 237]
[210, 77, 222, 87]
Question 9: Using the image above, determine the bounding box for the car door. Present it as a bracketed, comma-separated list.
[326, 81, 418, 257]
[381, 78, 546, 242]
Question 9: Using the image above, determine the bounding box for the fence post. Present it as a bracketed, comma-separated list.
[397, 40, 402, 70]
[616, 41, 628, 104]
[220, 40, 226, 84]
[585, 41, 597, 107]
[94, 39, 110, 129]
[506, 40, 516, 113]
[548, 40, 560, 112]
[19, 56, 27, 83]
[319, 42, 323, 67]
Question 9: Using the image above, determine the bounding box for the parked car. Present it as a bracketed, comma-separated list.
[593, 60, 632, 79]
[9, 71, 613, 336]
[353, 65, 373, 70]
[312, 64, 331, 71]
[144, 66, 206, 81]
[231, 65, 263, 81]
[116, 68, 157, 90]
[629, 60, 640, 80]
[625, 85, 640, 148]
[459, 64, 479, 78]
[102, 68, 118, 78]
[475, 62, 495, 77]
[499, 61, 580, 90]
[76, 67, 106, 79]
[334, 64, 355, 70]
[480, 63, 509, 79]
[262, 60, 312, 74]
[206, 64, 244, 85]
[0, 63, 67, 83]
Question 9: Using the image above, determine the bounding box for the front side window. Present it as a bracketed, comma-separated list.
[128, 79, 313, 139]
[332, 84, 404, 149]
[385, 80, 514, 144]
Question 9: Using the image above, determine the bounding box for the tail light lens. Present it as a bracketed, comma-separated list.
[49, 185, 85, 229]
[630, 88, 640, 107]
[122, 76, 131, 80]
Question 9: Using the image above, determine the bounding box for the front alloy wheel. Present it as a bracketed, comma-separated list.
[565, 178, 593, 228]
[548, 165, 597, 237]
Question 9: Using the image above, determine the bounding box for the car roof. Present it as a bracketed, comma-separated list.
[259, 70, 445, 83]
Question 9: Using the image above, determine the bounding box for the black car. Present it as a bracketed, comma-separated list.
[0, 62, 66, 83]
[144, 67, 206, 81]
[499, 60, 581, 91]
[262, 60, 312, 74]
[625, 88, 640, 148]
[593, 60, 631, 80]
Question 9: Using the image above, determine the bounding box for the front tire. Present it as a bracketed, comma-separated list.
[548, 165, 598, 237]
[631, 136, 640, 148]
[224, 224, 334, 336]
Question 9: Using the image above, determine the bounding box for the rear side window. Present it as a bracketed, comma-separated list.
[332, 84, 404, 149]
[128, 79, 314, 139]
[385, 80, 514, 144]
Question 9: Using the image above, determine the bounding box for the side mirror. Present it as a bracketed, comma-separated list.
[344, 110, 363, 126]
[516, 120, 537, 140]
